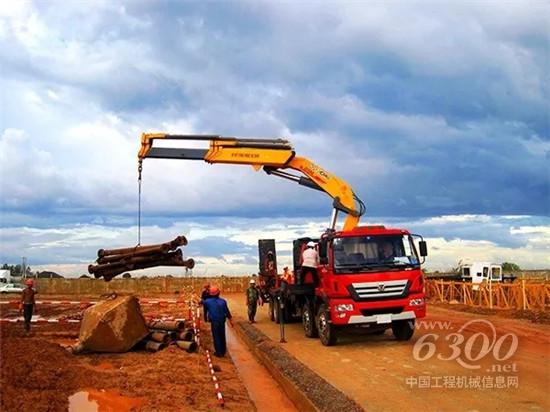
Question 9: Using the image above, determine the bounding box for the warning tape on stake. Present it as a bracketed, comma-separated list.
[191, 301, 224, 407]
[0, 298, 190, 306]
[0, 315, 186, 324]
[206, 349, 225, 407]
[0, 300, 97, 306]
[0, 318, 81, 324]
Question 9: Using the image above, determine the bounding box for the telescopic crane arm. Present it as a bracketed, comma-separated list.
[138, 133, 365, 231]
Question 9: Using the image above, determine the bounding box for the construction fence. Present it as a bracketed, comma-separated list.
[425, 279, 550, 311]
[31, 277, 251, 295]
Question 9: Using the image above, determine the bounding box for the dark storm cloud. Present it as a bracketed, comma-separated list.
[0, 1, 548, 223]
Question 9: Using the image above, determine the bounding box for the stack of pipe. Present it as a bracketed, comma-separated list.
[141, 320, 198, 353]
[88, 236, 195, 281]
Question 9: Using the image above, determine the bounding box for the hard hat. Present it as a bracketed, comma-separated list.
[249, 279, 256, 284]
[209, 286, 220, 296]
[307, 241, 316, 247]
[25, 279, 34, 286]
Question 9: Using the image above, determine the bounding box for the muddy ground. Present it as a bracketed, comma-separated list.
[0, 296, 254, 412]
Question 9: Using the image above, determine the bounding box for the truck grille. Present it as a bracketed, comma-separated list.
[350, 280, 409, 300]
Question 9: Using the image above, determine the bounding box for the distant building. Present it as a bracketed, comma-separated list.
[35, 271, 64, 279]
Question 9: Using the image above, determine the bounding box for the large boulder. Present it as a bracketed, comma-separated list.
[74, 295, 148, 353]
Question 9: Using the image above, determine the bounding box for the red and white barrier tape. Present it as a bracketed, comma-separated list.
[0, 315, 187, 324]
[205, 349, 225, 407]
[0, 300, 96, 306]
[191, 301, 224, 407]
[190, 301, 201, 348]
[0, 298, 191, 306]
[139, 299, 189, 305]
[0, 317, 81, 324]
[145, 317, 186, 322]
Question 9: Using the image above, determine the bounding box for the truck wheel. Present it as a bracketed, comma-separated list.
[302, 302, 318, 338]
[392, 320, 415, 341]
[317, 304, 337, 346]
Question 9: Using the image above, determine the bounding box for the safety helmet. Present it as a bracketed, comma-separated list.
[249, 279, 256, 284]
[209, 286, 220, 296]
[307, 241, 316, 248]
[25, 279, 34, 286]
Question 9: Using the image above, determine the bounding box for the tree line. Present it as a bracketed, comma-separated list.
[1, 264, 34, 277]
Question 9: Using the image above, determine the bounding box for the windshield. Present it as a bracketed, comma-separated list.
[332, 235, 420, 273]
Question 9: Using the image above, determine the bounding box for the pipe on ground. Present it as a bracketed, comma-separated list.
[147, 320, 185, 332]
[145, 340, 166, 352]
[176, 340, 198, 353]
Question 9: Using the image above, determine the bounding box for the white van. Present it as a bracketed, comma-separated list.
[460, 262, 502, 284]
[0, 269, 10, 284]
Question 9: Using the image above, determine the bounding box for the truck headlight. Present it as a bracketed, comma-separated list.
[335, 304, 354, 312]
[409, 298, 425, 306]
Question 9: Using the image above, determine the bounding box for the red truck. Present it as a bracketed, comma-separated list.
[261, 226, 427, 346]
[137, 133, 428, 345]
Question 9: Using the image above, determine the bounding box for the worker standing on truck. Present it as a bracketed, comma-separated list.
[19, 279, 36, 334]
[203, 287, 233, 357]
[199, 283, 210, 322]
[245, 279, 261, 324]
[301, 241, 319, 286]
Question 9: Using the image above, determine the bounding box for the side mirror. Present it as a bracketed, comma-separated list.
[319, 240, 328, 265]
[419, 241, 428, 257]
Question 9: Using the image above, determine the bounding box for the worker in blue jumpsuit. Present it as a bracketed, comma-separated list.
[203, 286, 233, 357]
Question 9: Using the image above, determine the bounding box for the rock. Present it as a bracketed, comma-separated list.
[76, 295, 149, 353]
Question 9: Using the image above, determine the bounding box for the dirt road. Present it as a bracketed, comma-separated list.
[226, 326, 298, 411]
[225, 294, 550, 412]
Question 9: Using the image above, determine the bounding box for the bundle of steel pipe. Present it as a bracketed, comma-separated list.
[88, 235, 194, 281]
[140, 319, 197, 353]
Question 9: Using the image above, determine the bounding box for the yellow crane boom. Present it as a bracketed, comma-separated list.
[138, 133, 365, 231]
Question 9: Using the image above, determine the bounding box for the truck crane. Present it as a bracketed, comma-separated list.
[138, 133, 428, 346]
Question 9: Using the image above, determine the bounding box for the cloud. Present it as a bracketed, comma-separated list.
[0, 2, 548, 272]
[1, 215, 548, 277]
[1, 2, 547, 219]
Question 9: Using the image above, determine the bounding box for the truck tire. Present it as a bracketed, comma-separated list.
[317, 304, 337, 346]
[392, 320, 415, 341]
[302, 302, 318, 338]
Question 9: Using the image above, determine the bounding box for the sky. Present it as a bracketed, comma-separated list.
[0, 1, 548, 276]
